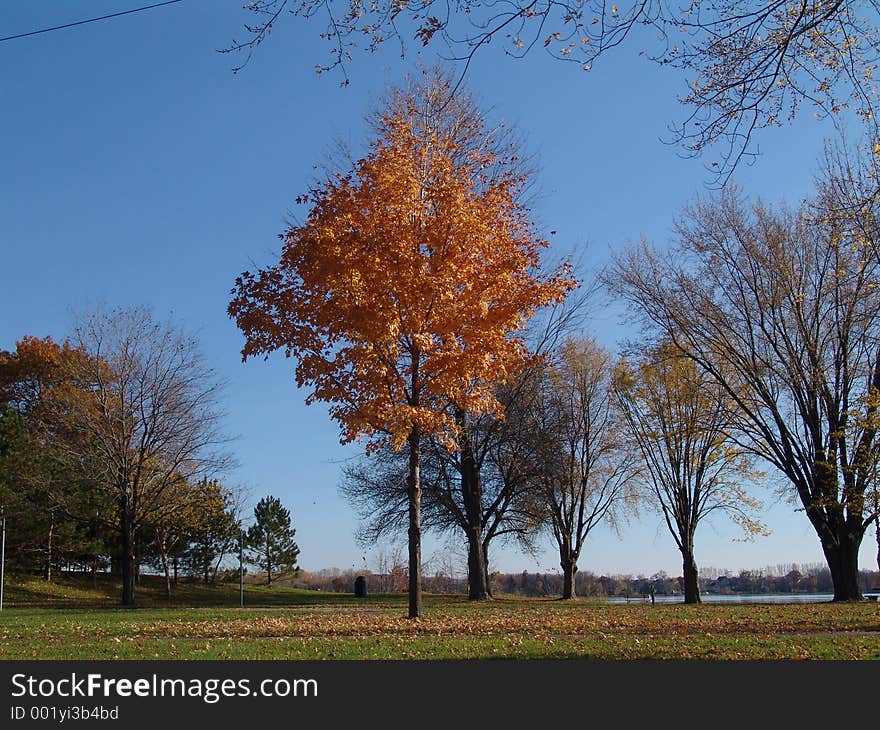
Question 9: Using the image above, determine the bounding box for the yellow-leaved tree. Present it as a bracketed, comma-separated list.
[613, 342, 768, 604]
[228, 70, 576, 617]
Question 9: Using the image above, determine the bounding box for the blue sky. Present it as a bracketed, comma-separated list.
[2, 1, 876, 579]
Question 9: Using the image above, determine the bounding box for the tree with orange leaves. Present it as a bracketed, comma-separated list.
[0, 336, 86, 420]
[0, 337, 111, 582]
[228, 71, 576, 618]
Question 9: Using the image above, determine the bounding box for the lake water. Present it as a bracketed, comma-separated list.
[603, 593, 837, 605]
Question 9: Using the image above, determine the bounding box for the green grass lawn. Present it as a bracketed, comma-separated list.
[2, 572, 386, 609]
[1, 574, 878, 659]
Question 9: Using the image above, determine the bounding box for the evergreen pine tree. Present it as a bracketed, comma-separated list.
[246, 495, 300, 585]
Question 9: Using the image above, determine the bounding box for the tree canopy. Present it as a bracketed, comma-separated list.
[229, 1, 880, 180]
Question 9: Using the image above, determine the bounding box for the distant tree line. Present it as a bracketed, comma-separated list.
[295, 562, 880, 598]
[488, 566, 880, 599]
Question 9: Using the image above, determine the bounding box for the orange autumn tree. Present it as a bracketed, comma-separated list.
[228, 72, 576, 618]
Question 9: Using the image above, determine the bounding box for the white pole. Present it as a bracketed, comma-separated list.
[239, 529, 244, 608]
[1, 512, 6, 612]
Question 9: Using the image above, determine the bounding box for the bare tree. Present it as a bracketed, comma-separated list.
[521, 337, 638, 599]
[340, 413, 544, 600]
[609, 185, 880, 600]
[57, 306, 231, 606]
[614, 342, 766, 603]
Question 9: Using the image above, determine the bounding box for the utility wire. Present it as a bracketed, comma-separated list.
[0, 0, 185, 44]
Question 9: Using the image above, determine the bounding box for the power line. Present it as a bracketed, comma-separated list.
[0, 1, 185, 44]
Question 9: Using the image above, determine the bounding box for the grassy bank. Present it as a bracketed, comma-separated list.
[0, 574, 878, 659]
[1, 572, 386, 609]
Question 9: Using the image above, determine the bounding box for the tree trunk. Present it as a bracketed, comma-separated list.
[466, 528, 490, 600]
[805, 465, 865, 600]
[458, 416, 490, 601]
[874, 514, 879, 574]
[407, 426, 422, 619]
[120, 497, 135, 606]
[44, 517, 53, 583]
[560, 555, 577, 600]
[203, 534, 210, 586]
[681, 548, 701, 604]
[173, 557, 178, 585]
[482, 542, 493, 598]
[157, 529, 171, 599]
[822, 535, 862, 601]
